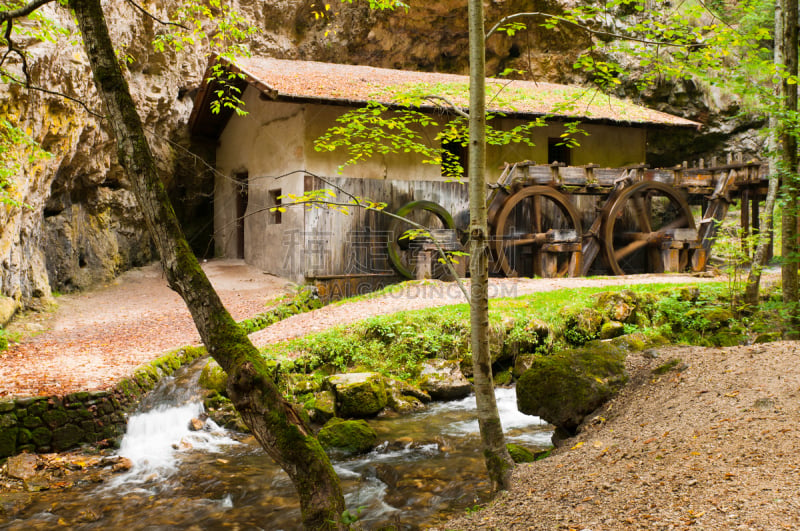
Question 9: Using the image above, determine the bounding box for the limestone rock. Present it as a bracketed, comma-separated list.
[5, 453, 39, 481]
[327, 372, 389, 418]
[418, 359, 472, 401]
[317, 417, 378, 455]
[517, 342, 628, 435]
[0, 296, 19, 327]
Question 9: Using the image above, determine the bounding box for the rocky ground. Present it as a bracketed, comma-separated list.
[445, 341, 800, 530]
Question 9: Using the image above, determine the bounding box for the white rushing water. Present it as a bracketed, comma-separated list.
[425, 387, 551, 445]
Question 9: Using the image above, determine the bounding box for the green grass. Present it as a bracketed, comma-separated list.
[261, 280, 747, 383]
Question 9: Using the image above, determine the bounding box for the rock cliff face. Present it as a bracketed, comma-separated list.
[0, 0, 755, 310]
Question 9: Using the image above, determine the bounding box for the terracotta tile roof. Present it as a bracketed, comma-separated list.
[228, 56, 699, 127]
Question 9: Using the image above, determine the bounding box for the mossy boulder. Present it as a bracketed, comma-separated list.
[418, 360, 472, 401]
[754, 331, 782, 344]
[561, 307, 604, 346]
[599, 321, 625, 340]
[512, 354, 536, 379]
[516, 342, 628, 435]
[494, 369, 513, 386]
[506, 443, 537, 463]
[51, 423, 83, 451]
[203, 392, 249, 433]
[327, 372, 389, 418]
[610, 332, 649, 352]
[304, 390, 336, 424]
[385, 378, 430, 414]
[317, 417, 378, 455]
[199, 360, 228, 395]
[505, 318, 552, 358]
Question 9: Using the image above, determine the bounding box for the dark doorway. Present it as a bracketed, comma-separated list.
[234, 172, 248, 259]
[548, 138, 571, 165]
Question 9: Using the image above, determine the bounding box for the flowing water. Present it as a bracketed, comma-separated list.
[1, 361, 552, 530]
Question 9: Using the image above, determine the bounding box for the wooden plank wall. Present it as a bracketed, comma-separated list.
[303, 176, 468, 277]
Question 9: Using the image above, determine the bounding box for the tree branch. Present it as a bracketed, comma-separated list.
[486, 11, 703, 47]
[2, 71, 105, 118]
[123, 0, 189, 30]
[0, 0, 56, 21]
[423, 95, 470, 118]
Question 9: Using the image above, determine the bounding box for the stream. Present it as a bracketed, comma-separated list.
[1, 360, 552, 530]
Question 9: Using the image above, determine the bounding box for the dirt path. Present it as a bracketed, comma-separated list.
[0, 260, 292, 398]
[444, 341, 800, 530]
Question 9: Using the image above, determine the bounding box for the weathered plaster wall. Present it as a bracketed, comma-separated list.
[215, 90, 307, 280]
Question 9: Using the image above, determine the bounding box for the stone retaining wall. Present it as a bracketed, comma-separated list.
[0, 346, 206, 459]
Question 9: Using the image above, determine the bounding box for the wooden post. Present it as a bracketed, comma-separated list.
[415, 251, 432, 280]
[741, 189, 751, 258]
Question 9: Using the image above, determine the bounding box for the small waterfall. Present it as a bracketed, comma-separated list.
[109, 359, 238, 490]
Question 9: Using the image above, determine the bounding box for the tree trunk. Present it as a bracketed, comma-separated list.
[745, 3, 784, 306]
[780, 0, 800, 331]
[68, 0, 346, 527]
[467, 0, 514, 491]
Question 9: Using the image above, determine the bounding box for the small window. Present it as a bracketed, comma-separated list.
[269, 189, 282, 225]
[442, 139, 469, 179]
[548, 137, 571, 165]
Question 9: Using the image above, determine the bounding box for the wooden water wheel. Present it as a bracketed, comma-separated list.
[491, 186, 583, 278]
[387, 200, 458, 279]
[600, 181, 697, 275]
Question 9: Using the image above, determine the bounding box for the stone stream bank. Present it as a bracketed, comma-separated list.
[0, 347, 206, 459]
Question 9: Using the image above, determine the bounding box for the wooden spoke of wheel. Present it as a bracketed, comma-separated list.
[601, 181, 695, 275]
[387, 200, 455, 280]
[491, 186, 582, 277]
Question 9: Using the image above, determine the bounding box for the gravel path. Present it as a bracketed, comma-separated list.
[0, 260, 292, 398]
[444, 341, 800, 530]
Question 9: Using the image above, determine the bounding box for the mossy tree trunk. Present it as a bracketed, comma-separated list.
[745, 3, 785, 307]
[467, 0, 514, 490]
[68, 0, 346, 527]
[780, 0, 800, 332]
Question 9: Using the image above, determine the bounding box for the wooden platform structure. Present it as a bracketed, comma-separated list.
[393, 155, 769, 279]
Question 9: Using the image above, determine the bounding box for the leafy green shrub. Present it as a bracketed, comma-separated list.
[0, 329, 8, 352]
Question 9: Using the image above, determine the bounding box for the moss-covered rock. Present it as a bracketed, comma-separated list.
[494, 368, 513, 386]
[599, 321, 625, 340]
[203, 391, 249, 433]
[610, 332, 648, 352]
[51, 423, 83, 451]
[384, 378, 429, 414]
[516, 342, 628, 435]
[512, 354, 536, 379]
[317, 417, 378, 455]
[506, 443, 537, 463]
[754, 331, 782, 344]
[595, 290, 637, 324]
[199, 360, 228, 395]
[561, 307, 604, 346]
[0, 426, 18, 457]
[327, 372, 389, 418]
[417, 360, 472, 401]
[304, 390, 336, 424]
